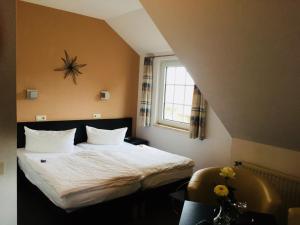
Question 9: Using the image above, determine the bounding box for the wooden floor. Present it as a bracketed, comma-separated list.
[18, 171, 182, 225]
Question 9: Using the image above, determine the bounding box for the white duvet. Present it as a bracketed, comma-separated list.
[23, 149, 142, 198]
[17, 143, 194, 209]
[77, 143, 195, 178]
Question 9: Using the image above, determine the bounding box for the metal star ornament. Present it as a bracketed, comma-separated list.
[54, 50, 87, 84]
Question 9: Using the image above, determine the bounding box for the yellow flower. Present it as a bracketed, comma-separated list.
[219, 167, 236, 179]
[214, 185, 229, 197]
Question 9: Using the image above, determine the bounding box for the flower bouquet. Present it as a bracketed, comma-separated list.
[213, 167, 247, 225]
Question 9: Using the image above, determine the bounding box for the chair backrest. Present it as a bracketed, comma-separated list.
[288, 208, 300, 225]
[187, 167, 281, 214]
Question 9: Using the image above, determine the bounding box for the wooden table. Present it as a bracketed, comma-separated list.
[179, 201, 277, 225]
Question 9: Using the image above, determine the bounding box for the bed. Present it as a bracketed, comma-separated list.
[77, 142, 194, 189]
[17, 148, 142, 210]
[17, 118, 194, 211]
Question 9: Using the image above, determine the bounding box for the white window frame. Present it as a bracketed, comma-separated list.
[155, 58, 193, 130]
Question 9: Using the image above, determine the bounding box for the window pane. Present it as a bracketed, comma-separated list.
[184, 85, 194, 105]
[164, 103, 173, 120]
[173, 104, 184, 122]
[166, 67, 175, 84]
[173, 85, 185, 104]
[185, 73, 194, 85]
[184, 106, 192, 123]
[175, 67, 186, 85]
[165, 85, 174, 103]
[160, 61, 196, 127]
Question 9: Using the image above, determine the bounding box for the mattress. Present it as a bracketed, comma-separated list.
[77, 142, 194, 189]
[17, 149, 141, 211]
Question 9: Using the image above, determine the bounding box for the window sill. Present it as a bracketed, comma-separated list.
[153, 123, 189, 134]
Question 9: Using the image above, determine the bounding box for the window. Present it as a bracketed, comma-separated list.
[157, 60, 194, 130]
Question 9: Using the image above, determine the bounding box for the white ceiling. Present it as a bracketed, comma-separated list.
[22, 0, 172, 55]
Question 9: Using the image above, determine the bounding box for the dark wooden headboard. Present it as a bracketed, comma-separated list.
[17, 118, 132, 148]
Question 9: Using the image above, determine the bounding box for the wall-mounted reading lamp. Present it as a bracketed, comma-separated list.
[26, 89, 38, 100]
[100, 90, 110, 101]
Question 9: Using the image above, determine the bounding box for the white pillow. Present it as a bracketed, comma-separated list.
[25, 127, 76, 153]
[86, 126, 128, 145]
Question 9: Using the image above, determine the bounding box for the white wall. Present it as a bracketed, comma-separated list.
[136, 55, 299, 177]
[136, 56, 232, 170]
[0, 0, 17, 224]
[231, 139, 300, 178]
[140, 0, 300, 150]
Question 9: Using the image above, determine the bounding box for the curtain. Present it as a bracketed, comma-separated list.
[190, 85, 207, 140]
[139, 57, 154, 127]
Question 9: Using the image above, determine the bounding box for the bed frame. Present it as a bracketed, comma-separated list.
[17, 118, 189, 220]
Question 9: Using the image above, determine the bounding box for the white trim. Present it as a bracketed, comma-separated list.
[152, 56, 192, 130]
[153, 123, 189, 133]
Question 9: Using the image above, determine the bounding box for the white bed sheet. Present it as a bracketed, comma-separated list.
[77, 142, 194, 189]
[17, 149, 141, 210]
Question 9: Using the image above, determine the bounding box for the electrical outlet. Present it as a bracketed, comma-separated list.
[93, 113, 101, 119]
[36, 115, 47, 121]
[0, 162, 4, 175]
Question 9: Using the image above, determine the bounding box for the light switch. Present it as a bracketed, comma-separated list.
[0, 161, 4, 175]
[36, 115, 47, 121]
[93, 113, 101, 119]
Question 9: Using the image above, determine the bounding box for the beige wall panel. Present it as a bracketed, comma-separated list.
[140, 0, 300, 150]
[0, 0, 17, 224]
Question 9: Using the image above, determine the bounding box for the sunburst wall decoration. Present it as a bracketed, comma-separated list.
[54, 50, 87, 84]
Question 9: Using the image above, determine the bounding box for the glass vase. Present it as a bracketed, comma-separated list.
[213, 205, 231, 225]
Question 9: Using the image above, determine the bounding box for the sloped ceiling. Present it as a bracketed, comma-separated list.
[21, 0, 172, 55]
[107, 9, 172, 54]
[21, 0, 143, 20]
[140, 0, 300, 150]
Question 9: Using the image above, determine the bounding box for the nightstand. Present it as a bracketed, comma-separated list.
[125, 137, 149, 145]
[169, 189, 186, 215]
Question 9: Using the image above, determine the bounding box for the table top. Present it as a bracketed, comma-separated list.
[179, 201, 277, 225]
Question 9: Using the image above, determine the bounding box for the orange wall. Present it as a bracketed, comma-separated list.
[17, 1, 139, 126]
